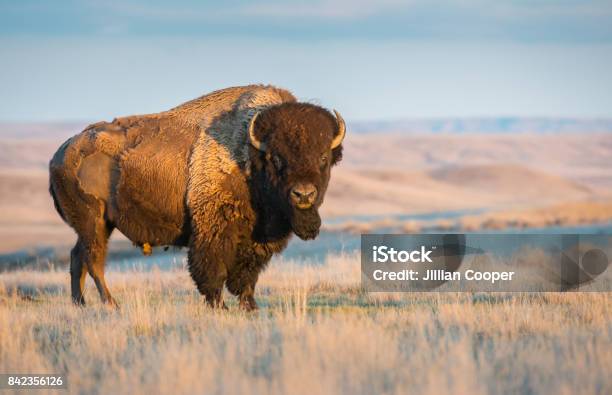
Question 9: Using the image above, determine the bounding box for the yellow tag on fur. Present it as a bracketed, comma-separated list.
[142, 243, 152, 256]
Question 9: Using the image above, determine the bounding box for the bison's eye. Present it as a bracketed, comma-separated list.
[272, 155, 284, 171]
[320, 153, 328, 168]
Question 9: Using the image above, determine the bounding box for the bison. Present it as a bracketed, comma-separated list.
[49, 85, 345, 310]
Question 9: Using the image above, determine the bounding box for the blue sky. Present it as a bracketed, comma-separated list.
[1, 1, 612, 121]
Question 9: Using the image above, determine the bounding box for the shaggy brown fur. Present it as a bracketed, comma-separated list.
[49, 85, 345, 310]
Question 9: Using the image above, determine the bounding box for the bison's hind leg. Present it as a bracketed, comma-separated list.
[89, 221, 117, 307]
[71, 220, 118, 308]
[70, 241, 88, 305]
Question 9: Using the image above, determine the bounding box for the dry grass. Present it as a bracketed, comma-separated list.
[0, 253, 610, 395]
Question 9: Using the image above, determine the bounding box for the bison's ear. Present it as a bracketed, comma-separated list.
[330, 109, 345, 165]
[331, 145, 343, 166]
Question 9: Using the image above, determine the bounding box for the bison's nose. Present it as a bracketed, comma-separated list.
[290, 183, 318, 208]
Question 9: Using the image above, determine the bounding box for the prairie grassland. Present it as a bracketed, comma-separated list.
[0, 254, 610, 395]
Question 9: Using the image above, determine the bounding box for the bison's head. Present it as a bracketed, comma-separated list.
[248, 103, 345, 240]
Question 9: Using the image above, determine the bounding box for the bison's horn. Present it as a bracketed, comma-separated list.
[331, 109, 346, 149]
[248, 112, 266, 151]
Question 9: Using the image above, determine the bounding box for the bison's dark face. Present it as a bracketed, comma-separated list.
[248, 103, 345, 240]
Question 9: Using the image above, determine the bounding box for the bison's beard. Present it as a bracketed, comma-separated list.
[290, 208, 321, 240]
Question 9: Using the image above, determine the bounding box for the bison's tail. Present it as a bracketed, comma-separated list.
[48, 137, 74, 224]
[49, 177, 68, 223]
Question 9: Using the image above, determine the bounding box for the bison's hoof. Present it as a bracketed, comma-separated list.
[239, 297, 259, 312]
[206, 298, 227, 310]
[72, 296, 86, 307]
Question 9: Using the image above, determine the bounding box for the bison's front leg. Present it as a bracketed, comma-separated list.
[238, 285, 258, 311]
[188, 234, 237, 309]
[226, 252, 271, 311]
[226, 272, 259, 311]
